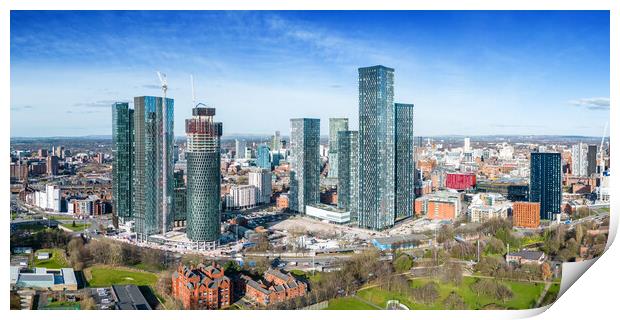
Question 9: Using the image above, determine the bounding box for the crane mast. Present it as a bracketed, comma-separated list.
[157, 71, 169, 236]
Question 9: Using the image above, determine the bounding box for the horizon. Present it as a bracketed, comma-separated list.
[10, 11, 610, 137]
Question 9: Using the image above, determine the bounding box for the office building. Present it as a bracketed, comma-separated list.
[327, 118, 349, 179]
[529, 152, 562, 220]
[289, 118, 320, 213]
[256, 144, 271, 169]
[394, 103, 414, 220]
[112, 102, 134, 225]
[133, 96, 174, 241]
[571, 143, 588, 177]
[358, 65, 395, 230]
[337, 131, 359, 220]
[249, 168, 272, 204]
[185, 107, 223, 248]
[173, 169, 186, 226]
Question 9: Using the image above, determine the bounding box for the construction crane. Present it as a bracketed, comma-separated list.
[157, 71, 169, 236]
[599, 121, 608, 178]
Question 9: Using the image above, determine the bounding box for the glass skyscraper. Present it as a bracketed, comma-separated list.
[111, 102, 134, 226]
[337, 130, 359, 221]
[289, 118, 320, 214]
[133, 96, 174, 241]
[327, 118, 349, 179]
[529, 152, 562, 220]
[185, 107, 223, 249]
[256, 144, 271, 170]
[358, 65, 395, 230]
[395, 103, 415, 220]
[173, 169, 187, 226]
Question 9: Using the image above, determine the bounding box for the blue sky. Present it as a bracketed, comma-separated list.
[10, 11, 610, 137]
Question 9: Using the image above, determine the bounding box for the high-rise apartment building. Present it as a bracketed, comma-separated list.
[112, 102, 134, 225]
[133, 96, 174, 241]
[249, 168, 272, 204]
[337, 130, 359, 220]
[46, 155, 59, 176]
[358, 65, 395, 230]
[289, 118, 320, 214]
[512, 202, 541, 228]
[327, 118, 349, 179]
[256, 145, 271, 170]
[394, 103, 414, 220]
[235, 139, 246, 160]
[185, 107, 223, 249]
[587, 144, 598, 176]
[173, 169, 187, 227]
[571, 143, 588, 177]
[271, 131, 282, 151]
[529, 152, 561, 220]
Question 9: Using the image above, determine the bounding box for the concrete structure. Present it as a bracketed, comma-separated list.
[305, 204, 351, 224]
[226, 185, 258, 209]
[185, 106, 223, 249]
[133, 96, 174, 241]
[587, 144, 598, 176]
[289, 118, 320, 214]
[571, 143, 588, 177]
[249, 168, 272, 204]
[530, 152, 562, 220]
[112, 102, 134, 225]
[358, 65, 396, 230]
[395, 103, 415, 220]
[512, 202, 541, 228]
[327, 118, 349, 179]
[235, 139, 247, 159]
[172, 263, 231, 310]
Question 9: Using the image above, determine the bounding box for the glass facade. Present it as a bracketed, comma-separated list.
[111, 102, 133, 226]
[289, 118, 320, 213]
[395, 103, 415, 220]
[133, 96, 174, 241]
[529, 152, 562, 220]
[337, 130, 359, 221]
[327, 118, 349, 179]
[358, 65, 395, 230]
[257, 144, 271, 170]
[185, 107, 222, 246]
[173, 169, 187, 224]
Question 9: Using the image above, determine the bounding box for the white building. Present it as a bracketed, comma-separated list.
[305, 204, 350, 224]
[248, 168, 272, 204]
[27, 185, 62, 212]
[571, 143, 588, 177]
[499, 143, 514, 160]
[235, 139, 247, 159]
[467, 193, 510, 223]
[226, 185, 257, 209]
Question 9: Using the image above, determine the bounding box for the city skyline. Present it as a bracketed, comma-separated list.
[11, 11, 610, 137]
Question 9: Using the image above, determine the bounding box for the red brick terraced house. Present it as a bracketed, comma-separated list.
[242, 268, 307, 306]
[172, 262, 231, 309]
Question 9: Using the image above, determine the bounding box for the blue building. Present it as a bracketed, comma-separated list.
[395, 103, 415, 220]
[289, 118, 320, 214]
[529, 152, 562, 220]
[358, 65, 396, 230]
[256, 144, 271, 170]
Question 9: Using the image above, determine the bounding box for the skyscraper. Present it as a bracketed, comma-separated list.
[337, 130, 359, 220]
[394, 103, 414, 220]
[235, 139, 246, 160]
[133, 96, 174, 241]
[289, 118, 320, 214]
[173, 169, 187, 227]
[587, 144, 598, 176]
[529, 152, 562, 220]
[271, 130, 282, 151]
[358, 65, 395, 230]
[256, 144, 271, 170]
[327, 118, 349, 179]
[112, 102, 134, 226]
[185, 107, 223, 249]
[571, 143, 588, 177]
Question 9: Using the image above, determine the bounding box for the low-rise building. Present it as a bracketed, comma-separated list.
[172, 263, 231, 310]
[305, 204, 350, 224]
[506, 250, 545, 265]
[242, 268, 307, 306]
[371, 234, 429, 251]
[10, 266, 78, 291]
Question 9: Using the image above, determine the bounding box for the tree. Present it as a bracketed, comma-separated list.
[541, 262, 553, 281]
[443, 291, 465, 309]
[393, 254, 413, 273]
[441, 262, 463, 286]
[437, 225, 454, 244]
[484, 237, 505, 255]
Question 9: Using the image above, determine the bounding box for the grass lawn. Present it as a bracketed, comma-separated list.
[541, 283, 560, 306]
[44, 301, 81, 310]
[290, 269, 322, 283]
[86, 266, 158, 287]
[356, 276, 545, 310]
[61, 222, 91, 231]
[326, 296, 381, 310]
[33, 248, 69, 269]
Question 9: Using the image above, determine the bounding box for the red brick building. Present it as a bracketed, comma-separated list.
[446, 172, 476, 190]
[512, 202, 540, 228]
[276, 194, 289, 209]
[172, 262, 231, 309]
[242, 268, 307, 306]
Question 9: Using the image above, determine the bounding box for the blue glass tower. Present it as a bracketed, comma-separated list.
[395, 103, 415, 220]
[257, 144, 271, 170]
[358, 65, 395, 230]
[289, 118, 320, 214]
[529, 152, 562, 220]
[112, 102, 133, 226]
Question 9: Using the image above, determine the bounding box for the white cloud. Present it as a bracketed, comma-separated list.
[569, 97, 610, 110]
